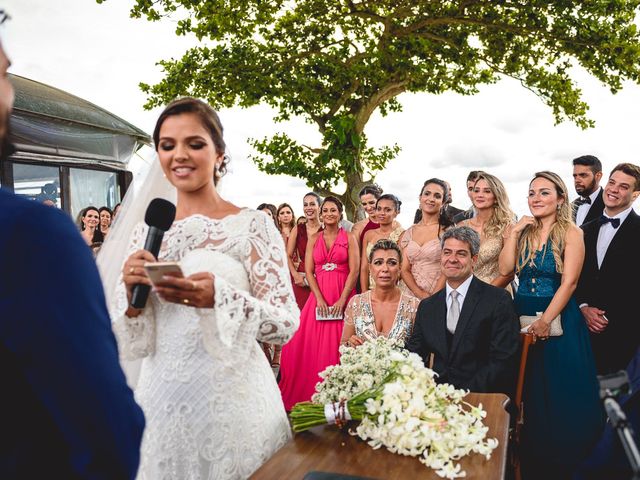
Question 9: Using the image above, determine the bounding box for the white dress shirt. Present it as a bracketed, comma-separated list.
[575, 188, 601, 227]
[596, 206, 633, 268]
[445, 274, 474, 331]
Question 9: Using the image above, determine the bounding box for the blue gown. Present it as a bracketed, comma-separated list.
[514, 243, 603, 478]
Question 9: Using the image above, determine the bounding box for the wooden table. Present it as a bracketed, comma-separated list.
[251, 393, 510, 480]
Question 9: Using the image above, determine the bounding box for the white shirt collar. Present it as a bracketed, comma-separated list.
[446, 274, 473, 299]
[587, 188, 601, 203]
[603, 205, 634, 222]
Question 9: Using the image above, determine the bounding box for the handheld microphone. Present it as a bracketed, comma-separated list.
[130, 198, 176, 309]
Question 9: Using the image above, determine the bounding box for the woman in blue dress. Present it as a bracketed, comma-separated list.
[499, 171, 603, 479]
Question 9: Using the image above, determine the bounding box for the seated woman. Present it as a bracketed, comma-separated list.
[342, 239, 419, 347]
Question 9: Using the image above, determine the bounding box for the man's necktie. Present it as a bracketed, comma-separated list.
[575, 196, 592, 206]
[447, 290, 460, 333]
[600, 215, 620, 229]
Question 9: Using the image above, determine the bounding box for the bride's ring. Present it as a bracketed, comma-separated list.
[191, 281, 197, 291]
[183, 298, 189, 305]
[129, 267, 135, 275]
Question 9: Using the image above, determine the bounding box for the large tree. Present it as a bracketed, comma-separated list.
[107, 0, 640, 219]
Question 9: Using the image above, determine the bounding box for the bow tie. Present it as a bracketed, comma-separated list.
[575, 196, 592, 206]
[600, 215, 620, 229]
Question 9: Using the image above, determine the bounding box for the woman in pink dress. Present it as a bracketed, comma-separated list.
[279, 196, 359, 410]
[399, 178, 452, 299]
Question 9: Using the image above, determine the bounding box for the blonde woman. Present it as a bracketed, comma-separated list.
[498, 171, 602, 479]
[458, 172, 514, 288]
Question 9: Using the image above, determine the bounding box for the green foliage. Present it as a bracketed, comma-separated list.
[104, 0, 640, 217]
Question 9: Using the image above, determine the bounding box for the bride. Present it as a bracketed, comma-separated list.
[97, 98, 299, 479]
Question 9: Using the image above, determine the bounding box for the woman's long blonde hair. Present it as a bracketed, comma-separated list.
[473, 173, 514, 238]
[517, 171, 572, 274]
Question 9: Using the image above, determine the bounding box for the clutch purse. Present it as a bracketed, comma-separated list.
[519, 311, 563, 336]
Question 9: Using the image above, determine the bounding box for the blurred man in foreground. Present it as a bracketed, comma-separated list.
[0, 15, 144, 479]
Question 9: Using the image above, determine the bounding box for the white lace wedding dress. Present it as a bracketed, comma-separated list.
[111, 210, 299, 480]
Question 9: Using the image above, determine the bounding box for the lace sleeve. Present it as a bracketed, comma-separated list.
[111, 222, 156, 361]
[198, 212, 300, 356]
[344, 295, 359, 326]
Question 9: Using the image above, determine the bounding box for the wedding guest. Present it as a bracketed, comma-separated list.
[287, 192, 322, 309]
[99, 206, 112, 238]
[351, 184, 383, 247]
[406, 227, 519, 393]
[78, 206, 103, 246]
[572, 155, 605, 226]
[443, 180, 464, 221]
[277, 203, 296, 240]
[0, 32, 144, 479]
[342, 239, 419, 347]
[499, 171, 603, 479]
[452, 170, 484, 224]
[257, 202, 279, 229]
[296, 215, 306, 226]
[112, 203, 122, 220]
[360, 194, 404, 291]
[99, 97, 299, 479]
[457, 172, 515, 288]
[279, 196, 359, 410]
[576, 163, 640, 374]
[399, 179, 451, 299]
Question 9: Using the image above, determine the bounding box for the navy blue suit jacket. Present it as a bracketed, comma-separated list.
[0, 190, 145, 479]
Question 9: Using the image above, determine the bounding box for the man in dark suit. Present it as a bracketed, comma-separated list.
[406, 226, 519, 393]
[0, 32, 145, 478]
[576, 162, 640, 374]
[572, 155, 605, 226]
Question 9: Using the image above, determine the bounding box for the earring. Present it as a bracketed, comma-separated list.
[557, 204, 561, 211]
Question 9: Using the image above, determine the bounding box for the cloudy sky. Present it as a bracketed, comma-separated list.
[4, 0, 640, 224]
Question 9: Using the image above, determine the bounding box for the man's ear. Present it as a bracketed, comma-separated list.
[595, 171, 603, 183]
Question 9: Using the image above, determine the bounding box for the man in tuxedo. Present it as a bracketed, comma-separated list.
[576, 162, 640, 374]
[406, 226, 519, 393]
[572, 155, 605, 226]
[0, 32, 145, 478]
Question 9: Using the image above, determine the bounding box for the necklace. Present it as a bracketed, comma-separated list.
[420, 221, 439, 227]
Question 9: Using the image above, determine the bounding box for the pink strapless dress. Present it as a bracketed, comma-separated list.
[400, 226, 442, 295]
[279, 228, 355, 410]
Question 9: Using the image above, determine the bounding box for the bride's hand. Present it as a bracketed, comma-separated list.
[123, 249, 156, 299]
[154, 272, 215, 308]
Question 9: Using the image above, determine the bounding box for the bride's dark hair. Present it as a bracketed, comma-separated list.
[153, 97, 229, 184]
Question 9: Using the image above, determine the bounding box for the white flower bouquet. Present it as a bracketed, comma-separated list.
[289, 337, 498, 479]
